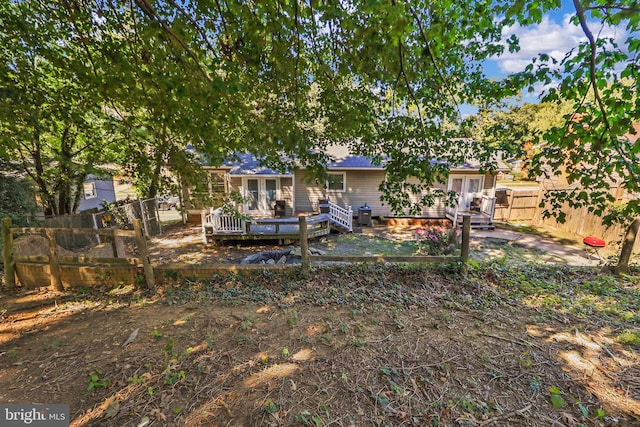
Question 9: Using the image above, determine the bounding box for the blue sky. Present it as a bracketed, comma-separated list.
[482, 1, 632, 104]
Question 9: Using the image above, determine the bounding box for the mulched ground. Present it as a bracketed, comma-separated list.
[0, 264, 638, 426]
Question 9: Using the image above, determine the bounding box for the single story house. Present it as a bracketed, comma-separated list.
[184, 147, 508, 228]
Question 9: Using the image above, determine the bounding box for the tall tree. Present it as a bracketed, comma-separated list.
[521, 2, 639, 267]
[0, 160, 37, 226]
[464, 101, 575, 178]
[1, 0, 637, 243]
[0, 1, 114, 215]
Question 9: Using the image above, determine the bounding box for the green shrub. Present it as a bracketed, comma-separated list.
[414, 226, 460, 255]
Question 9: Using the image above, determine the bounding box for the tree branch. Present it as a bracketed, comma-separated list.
[410, 9, 463, 123]
[132, 0, 211, 81]
[294, 0, 300, 109]
[397, 40, 424, 126]
[165, 0, 219, 59]
[572, 0, 635, 169]
[572, 0, 610, 137]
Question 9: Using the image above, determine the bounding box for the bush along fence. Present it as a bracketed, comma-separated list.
[2, 216, 472, 291]
[2, 218, 154, 291]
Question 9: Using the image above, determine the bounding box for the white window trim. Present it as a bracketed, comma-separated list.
[326, 172, 346, 192]
[241, 177, 282, 213]
[447, 174, 484, 194]
[83, 182, 97, 199]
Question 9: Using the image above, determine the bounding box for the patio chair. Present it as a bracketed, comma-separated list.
[274, 200, 286, 217]
[470, 197, 482, 213]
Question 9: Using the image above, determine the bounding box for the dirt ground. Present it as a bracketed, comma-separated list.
[147, 223, 283, 265]
[0, 223, 638, 426]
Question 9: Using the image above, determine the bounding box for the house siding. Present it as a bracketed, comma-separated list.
[295, 169, 389, 216]
[78, 178, 116, 212]
[280, 177, 294, 216]
[295, 169, 452, 218]
[403, 177, 446, 217]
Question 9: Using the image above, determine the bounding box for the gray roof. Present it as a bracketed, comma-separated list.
[216, 146, 507, 175]
[224, 153, 290, 175]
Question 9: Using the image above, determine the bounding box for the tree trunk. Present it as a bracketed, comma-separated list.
[614, 217, 640, 274]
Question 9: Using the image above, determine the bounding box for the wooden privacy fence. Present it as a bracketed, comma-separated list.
[2, 218, 154, 291]
[493, 186, 640, 252]
[493, 188, 540, 222]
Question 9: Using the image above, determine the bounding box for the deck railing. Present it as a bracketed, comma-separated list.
[202, 208, 244, 236]
[447, 196, 496, 225]
[328, 201, 353, 232]
[481, 195, 496, 217]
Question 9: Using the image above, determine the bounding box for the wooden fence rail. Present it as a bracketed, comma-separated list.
[3, 216, 472, 291]
[2, 218, 154, 291]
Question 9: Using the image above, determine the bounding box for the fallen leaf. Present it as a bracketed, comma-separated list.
[137, 416, 150, 427]
[104, 400, 119, 418]
[123, 328, 140, 347]
[561, 412, 578, 426]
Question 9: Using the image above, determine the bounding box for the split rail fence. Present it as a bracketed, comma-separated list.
[2, 218, 154, 291]
[2, 216, 472, 291]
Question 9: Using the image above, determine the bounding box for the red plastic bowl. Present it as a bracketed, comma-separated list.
[583, 236, 606, 248]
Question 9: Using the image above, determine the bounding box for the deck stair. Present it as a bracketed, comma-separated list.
[326, 201, 353, 232]
[447, 211, 495, 230]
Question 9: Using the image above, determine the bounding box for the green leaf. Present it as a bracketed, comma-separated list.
[578, 403, 588, 417]
[550, 394, 565, 408]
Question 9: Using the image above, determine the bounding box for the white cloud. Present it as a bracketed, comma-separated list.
[492, 14, 628, 74]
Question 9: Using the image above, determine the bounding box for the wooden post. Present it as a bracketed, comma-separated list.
[614, 217, 640, 274]
[460, 215, 471, 274]
[133, 219, 155, 288]
[108, 228, 118, 258]
[139, 198, 149, 236]
[2, 218, 16, 290]
[46, 229, 64, 292]
[201, 209, 208, 245]
[532, 185, 545, 224]
[299, 216, 310, 271]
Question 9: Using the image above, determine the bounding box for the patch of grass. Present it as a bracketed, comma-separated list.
[483, 265, 640, 324]
[496, 223, 577, 246]
[616, 330, 640, 348]
[315, 234, 420, 256]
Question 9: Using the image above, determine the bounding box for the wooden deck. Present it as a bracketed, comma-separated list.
[203, 214, 331, 243]
[446, 210, 494, 229]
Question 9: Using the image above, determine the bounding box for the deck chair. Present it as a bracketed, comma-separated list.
[470, 197, 482, 212]
[274, 200, 286, 217]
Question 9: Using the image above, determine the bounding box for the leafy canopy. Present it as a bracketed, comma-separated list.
[0, 0, 637, 219]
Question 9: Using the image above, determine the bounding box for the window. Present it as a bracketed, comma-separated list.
[326, 173, 345, 192]
[192, 172, 227, 207]
[83, 182, 97, 199]
[210, 173, 226, 195]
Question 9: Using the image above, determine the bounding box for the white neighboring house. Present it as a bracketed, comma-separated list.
[78, 174, 117, 212]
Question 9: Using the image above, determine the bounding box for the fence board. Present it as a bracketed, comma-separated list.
[492, 185, 640, 252]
